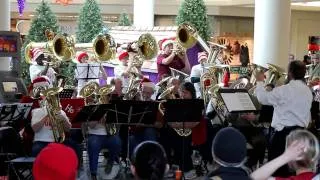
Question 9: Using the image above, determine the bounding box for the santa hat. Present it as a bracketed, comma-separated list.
[140, 78, 155, 90]
[160, 38, 174, 50]
[198, 52, 208, 62]
[31, 48, 44, 63]
[119, 51, 129, 61]
[29, 76, 50, 93]
[33, 143, 78, 180]
[76, 51, 89, 63]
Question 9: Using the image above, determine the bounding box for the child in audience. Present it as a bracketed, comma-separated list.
[33, 143, 78, 180]
[251, 129, 319, 180]
[131, 141, 168, 180]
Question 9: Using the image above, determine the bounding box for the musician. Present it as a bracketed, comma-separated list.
[29, 48, 56, 85]
[31, 103, 71, 157]
[190, 52, 208, 98]
[255, 60, 313, 177]
[129, 78, 158, 156]
[110, 77, 123, 98]
[114, 51, 130, 93]
[157, 39, 190, 81]
[160, 82, 205, 179]
[309, 54, 320, 82]
[87, 116, 121, 179]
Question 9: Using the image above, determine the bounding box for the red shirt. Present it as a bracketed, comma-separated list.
[192, 117, 207, 146]
[276, 172, 315, 180]
[157, 53, 185, 81]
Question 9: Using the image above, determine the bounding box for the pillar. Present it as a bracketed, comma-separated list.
[253, 0, 291, 69]
[133, 0, 154, 28]
[0, 0, 11, 71]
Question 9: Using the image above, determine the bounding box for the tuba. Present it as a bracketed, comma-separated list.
[158, 86, 193, 137]
[97, 85, 118, 136]
[25, 33, 75, 64]
[266, 63, 287, 86]
[41, 87, 65, 143]
[207, 84, 226, 123]
[200, 66, 220, 105]
[79, 81, 100, 105]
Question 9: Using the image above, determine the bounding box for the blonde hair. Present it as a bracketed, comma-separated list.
[286, 130, 320, 171]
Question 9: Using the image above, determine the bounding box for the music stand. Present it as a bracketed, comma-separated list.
[59, 89, 74, 99]
[0, 103, 32, 130]
[163, 99, 204, 175]
[218, 88, 260, 113]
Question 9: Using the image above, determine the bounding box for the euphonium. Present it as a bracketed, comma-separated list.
[200, 66, 219, 105]
[97, 85, 118, 135]
[79, 81, 100, 105]
[41, 87, 65, 143]
[135, 33, 158, 60]
[207, 84, 226, 122]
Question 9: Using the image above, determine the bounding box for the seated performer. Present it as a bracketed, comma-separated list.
[160, 82, 206, 179]
[87, 113, 122, 179]
[29, 48, 56, 85]
[110, 77, 123, 98]
[251, 129, 319, 180]
[206, 127, 251, 180]
[157, 38, 190, 81]
[190, 52, 208, 98]
[131, 141, 168, 180]
[129, 78, 158, 156]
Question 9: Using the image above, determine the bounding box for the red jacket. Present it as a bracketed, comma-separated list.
[192, 117, 207, 146]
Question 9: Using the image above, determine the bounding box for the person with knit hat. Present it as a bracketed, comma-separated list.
[206, 127, 251, 180]
[33, 143, 78, 180]
[140, 77, 156, 101]
[114, 50, 130, 93]
[157, 38, 190, 82]
[76, 51, 89, 63]
[29, 48, 56, 86]
[190, 51, 208, 98]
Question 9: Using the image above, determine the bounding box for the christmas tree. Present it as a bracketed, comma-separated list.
[118, 12, 132, 26]
[76, 0, 104, 43]
[175, 0, 211, 41]
[20, 0, 59, 86]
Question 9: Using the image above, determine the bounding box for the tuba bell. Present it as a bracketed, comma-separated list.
[79, 81, 100, 105]
[136, 33, 159, 60]
[93, 34, 116, 62]
[200, 66, 220, 105]
[41, 87, 65, 143]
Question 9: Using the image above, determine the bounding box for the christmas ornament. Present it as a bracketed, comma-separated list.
[17, 0, 25, 16]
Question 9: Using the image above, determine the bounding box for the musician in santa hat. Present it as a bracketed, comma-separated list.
[157, 38, 190, 82]
[114, 51, 130, 93]
[29, 48, 56, 86]
[140, 78, 156, 101]
[190, 52, 208, 98]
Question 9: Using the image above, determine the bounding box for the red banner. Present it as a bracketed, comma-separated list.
[60, 98, 84, 127]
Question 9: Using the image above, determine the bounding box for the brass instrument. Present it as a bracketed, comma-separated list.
[75, 33, 116, 62]
[136, 33, 158, 60]
[266, 63, 287, 86]
[158, 86, 193, 137]
[200, 66, 219, 105]
[97, 85, 118, 135]
[25, 33, 75, 64]
[41, 87, 65, 143]
[207, 84, 226, 122]
[170, 67, 189, 83]
[123, 78, 142, 100]
[79, 81, 100, 105]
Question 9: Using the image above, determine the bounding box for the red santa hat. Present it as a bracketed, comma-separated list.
[160, 38, 174, 50]
[119, 51, 129, 61]
[33, 143, 78, 180]
[32, 76, 50, 89]
[140, 78, 155, 90]
[76, 51, 89, 63]
[31, 48, 44, 63]
[198, 52, 208, 62]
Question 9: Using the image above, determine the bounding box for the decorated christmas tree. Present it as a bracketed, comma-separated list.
[118, 12, 132, 26]
[175, 0, 211, 41]
[76, 0, 104, 43]
[20, 0, 59, 86]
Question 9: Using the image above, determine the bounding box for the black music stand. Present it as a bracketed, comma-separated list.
[59, 89, 74, 99]
[0, 104, 32, 130]
[106, 100, 159, 173]
[163, 99, 204, 177]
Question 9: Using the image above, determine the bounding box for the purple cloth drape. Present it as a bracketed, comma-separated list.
[186, 43, 203, 68]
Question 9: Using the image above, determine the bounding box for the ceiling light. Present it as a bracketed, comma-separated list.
[292, 1, 320, 7]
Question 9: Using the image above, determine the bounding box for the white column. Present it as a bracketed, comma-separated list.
[253, 0, 291, 69]
[0, 0, 11, 71]
[134, 0, 154, 28]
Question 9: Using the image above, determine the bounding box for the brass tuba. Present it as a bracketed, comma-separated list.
[266, 63, 287, 86]
[41, 87, 65, 143]
[136, 33, 158, 60]
[207, 84, 226, 123]
[79, 81, 100, 105]
[200, 66, 219, 105]
[97, 85, 118, 135]
[25, 33, 75, 64]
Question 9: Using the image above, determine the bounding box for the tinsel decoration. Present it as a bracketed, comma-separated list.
[17, 0, 25, 17]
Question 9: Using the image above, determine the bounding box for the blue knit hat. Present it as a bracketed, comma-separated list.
[212, 127, 247, 167]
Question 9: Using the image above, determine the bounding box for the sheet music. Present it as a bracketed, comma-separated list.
[76, 63, 100, 79]
[220, 92, 256, 112]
